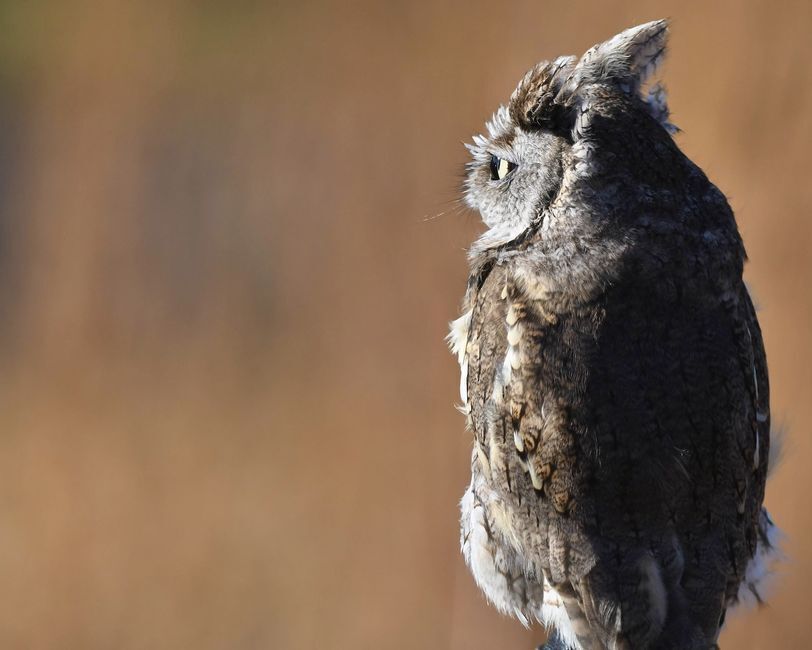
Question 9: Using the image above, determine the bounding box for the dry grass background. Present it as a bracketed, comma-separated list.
[0, 0, 809, 648]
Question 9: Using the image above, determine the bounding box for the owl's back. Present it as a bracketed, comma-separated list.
[460, 236, 770, 647]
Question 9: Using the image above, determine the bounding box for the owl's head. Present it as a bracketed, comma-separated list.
[462, 20, 739, 299]
[465, 20, 678, 240]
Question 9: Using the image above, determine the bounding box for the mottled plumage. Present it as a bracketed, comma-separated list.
[449, 20, 780, 649]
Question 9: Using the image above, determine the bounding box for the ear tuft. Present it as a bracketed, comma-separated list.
[609, 19, 670, 88]
[557, 19, 670, 102]
[508, 56, 575, 130]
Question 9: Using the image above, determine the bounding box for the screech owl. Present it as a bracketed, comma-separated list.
[448, 20, 780, 650]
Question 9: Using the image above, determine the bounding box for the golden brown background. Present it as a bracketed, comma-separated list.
[0, 0, 809, 648]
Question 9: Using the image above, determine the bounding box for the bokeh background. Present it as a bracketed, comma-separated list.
[0, 0, 809, 648]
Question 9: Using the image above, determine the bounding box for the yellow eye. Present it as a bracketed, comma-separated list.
[489, 154, 518, 181]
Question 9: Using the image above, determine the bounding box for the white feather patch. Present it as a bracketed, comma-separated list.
[528, 460, 543, 490]
[513, 429, 524, 453]
[490, 370, 505, 407]
[502, 350, 514, 384]
[728, 509, 784, 614]
[447, 310, 473, 407]
[539, 582, 580, 650]
[447, 309, 473, 366]
[460, 480, 529, 625]
[459, 358, 468, 406]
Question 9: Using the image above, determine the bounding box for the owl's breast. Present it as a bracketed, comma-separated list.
[452, 262, 602, 583]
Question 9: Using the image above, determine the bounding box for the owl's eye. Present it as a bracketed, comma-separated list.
[489, 154, 518, 181]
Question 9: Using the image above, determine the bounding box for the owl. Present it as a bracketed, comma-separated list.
[448, 20, 780, 650]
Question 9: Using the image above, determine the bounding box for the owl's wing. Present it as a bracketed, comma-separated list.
[557, 277, 775, 648]
[574, 276, 774, 647]
[461, 261, 600, 647]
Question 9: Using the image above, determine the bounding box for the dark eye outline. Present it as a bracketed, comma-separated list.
[489, 154, 518, 181]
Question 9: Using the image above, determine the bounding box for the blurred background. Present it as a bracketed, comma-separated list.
[0, 0, 808, 647]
